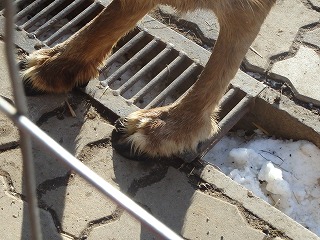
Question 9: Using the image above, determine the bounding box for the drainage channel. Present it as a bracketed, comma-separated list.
[1, 0, 264, 162]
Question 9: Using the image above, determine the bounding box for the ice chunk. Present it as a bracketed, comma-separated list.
[258, 162, 282, 182]
[229, 148, 263, 168]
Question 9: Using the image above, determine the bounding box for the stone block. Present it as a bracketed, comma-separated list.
[271, 46, 320, 105]
[245, 0, 319, 72]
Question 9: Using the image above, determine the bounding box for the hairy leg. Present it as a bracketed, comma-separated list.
[21, 0, 156, 93]
[113, 0, 276, 160]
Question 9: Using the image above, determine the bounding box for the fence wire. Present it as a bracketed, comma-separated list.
[1, 1, 183, 239]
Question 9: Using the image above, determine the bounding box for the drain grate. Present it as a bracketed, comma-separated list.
[15, 0, 103, 46]
[1, 0, 267, 161]
[99, 29, 202, 109]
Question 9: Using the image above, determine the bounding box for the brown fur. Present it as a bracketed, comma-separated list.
[22, 0, 276, 157]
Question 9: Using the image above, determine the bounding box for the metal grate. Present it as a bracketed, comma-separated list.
[8, 0, 264, 162]
[99, 29, 203, 109]
[15, 0, 103, 46]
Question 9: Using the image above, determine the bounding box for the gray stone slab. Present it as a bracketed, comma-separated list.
[0, 99, 93, 194]
[0, 147, 71, 195]
[182, 191, 265, 240]
[0, 41, 13, 100]
[74, 106, 113, 156]
[0, 97, 114, 193]
[310, 0, 320, 8]
[41, 130, 159, 237]
[0, 42, 19, 148]
[0, 112, 19, 150]
[270, 46, 320, 105]
[303, 27, 320, 48]
[88, 167, 195, 239]
[157, 5, 219, 43]
[42, 175, 118, 236]
[88, 168, 269, 239]
[254, 87, 320, 149]
[133, 167, 195, 237]
[0, 177, 72, 240]
[88, 211, 144, 240]
[245, 0, 319, 72]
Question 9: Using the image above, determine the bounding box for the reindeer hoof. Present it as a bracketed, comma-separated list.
[111, 118, 152, 161]
[18, 59, 45, 96]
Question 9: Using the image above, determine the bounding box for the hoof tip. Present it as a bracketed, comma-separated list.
[111, 118, 152, 161]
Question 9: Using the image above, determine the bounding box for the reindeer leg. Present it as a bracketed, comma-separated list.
[113, 0, 276, 160]
[21, 0, 156, 93]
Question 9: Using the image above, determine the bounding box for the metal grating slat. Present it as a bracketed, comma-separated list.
[100, 31, 147, 73]
[129, 53, 186, 105]
[34, 0, 86, 37]
[45, 1, 100, 45]
[104, 38, 160, 87]
[16, 0, 44, 21]
[180, 94, 253, 162]
[21, 0, 65, 30]
[145, 62, 199, 109]
[219, 88, 238, 109]
[117, 45, 173, 95]
[200, 95, 253, 157]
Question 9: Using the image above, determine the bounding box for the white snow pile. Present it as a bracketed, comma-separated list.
[204, 132, 320, 236]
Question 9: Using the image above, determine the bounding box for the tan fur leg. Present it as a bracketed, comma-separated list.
[22, 0, 156, 93]
[113, 0, 276, 159]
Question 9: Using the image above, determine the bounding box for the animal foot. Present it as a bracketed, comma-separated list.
[20, 46, 97, 94]
[111, 106, 219, 161]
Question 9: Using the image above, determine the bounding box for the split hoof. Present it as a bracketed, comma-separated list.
[111, 118, 154, 161]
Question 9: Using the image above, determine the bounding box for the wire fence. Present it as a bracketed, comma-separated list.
[0, 1, 182, 239]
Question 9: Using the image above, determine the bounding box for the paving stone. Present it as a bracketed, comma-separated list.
[87, 167, 193, 239]
[0, 99, 113, 190]
[0, 177, 72, 240]
[27, 94, 68, 122]
[0, 41, 13, 100]
[88, 211, 143, 240]
[157, 5, 219, 43]
[134, 167, 264, 239]
[89, 168, 266, 239]
[133, 167, 195, 238]
[74, 106, 113, 156]
[42, 175, 118, 237]
[0, 147, 71, 195]
[303, 27, 320, 48]
[0, 112, 19, 150]
[245, 0, 319, 72]
[41, 138, 159, 237]
[0, 42, 19, 148]
[270, 46, 320, 105]
[0, 96, 122, 237]
[0, 100, 91, 194]
[310, 0, 320, 8]
[181, 191, 265, 240]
